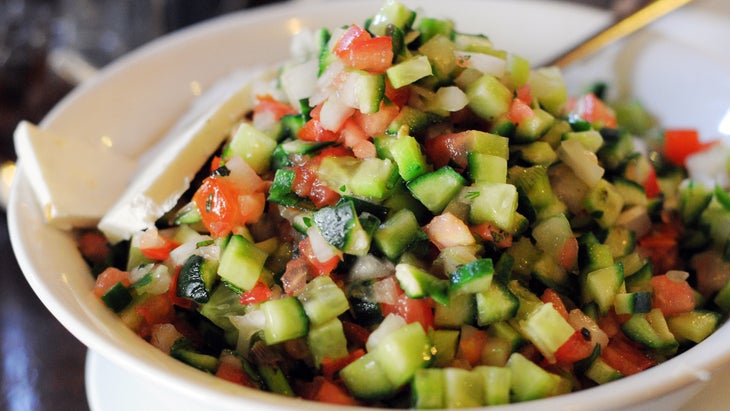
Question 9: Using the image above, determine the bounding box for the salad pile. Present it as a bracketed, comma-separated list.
[81, 0, 730, 407]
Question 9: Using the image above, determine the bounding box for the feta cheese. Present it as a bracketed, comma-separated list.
[13, 121, 137, 229]
[98, 73, 261, 243]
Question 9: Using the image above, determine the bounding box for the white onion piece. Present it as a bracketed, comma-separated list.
[557, 138, 604, 187]
[435, 86, 468, 112]
[685, 145, 730, 189]
[229, 310, 266, 355]
[615, 205, 652, 238]
[168, 234, 219, 267]
[568, 309, 608, 350]
[309, 59, 346, 107]
[130, 264, 171, 295]
[454, 51, 506, 77]
[150, 323, 183, 354]
[280, 59, 318, 104]
[224, 154, 265, 194]
[306, 225, 340, 263]
[371, 276, 399, 305]
[666, 270, 690, 282]
[349, 254, 395, 282]
[366, 313, 407, 352]
[319, 96, 355, 132]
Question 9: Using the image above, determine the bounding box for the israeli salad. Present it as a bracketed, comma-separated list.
[81, 0, 730, 407]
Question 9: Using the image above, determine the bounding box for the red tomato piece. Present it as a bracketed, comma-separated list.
[333, 25, 372, 56]
[321, 348, 366, 380]
[601, 337, 655, 376]
[135, 293, 175, 326]
[541, 288, 569, 320]
[553, 330, 594, 365]
[193, 176, 243, 238]
[662, 129, 718, 167]
[93, 267, 131, 298]
[298, 118, 340, 142]
[308, 377, 360, 406]
[650, 274, 696, 317]
[140, 235, 179, 261]
[78, 230, 110, 266]
[638, 225, 680, 275]
[340, 36, 394, 74]
[239, 280, 273, 304]
[642, 163, 661, 199]
[457, 325, 489, 365]
[470, 222, 512, 249]
[558, 236, 579, 271]
[298, 237, 340, 276]
[565, 93, 617, 128]
[341, 321, 371, 348]
[506, 98, 534, 124]
[423, 131, 470, 170]
[253, 94, 297, 121]
[215, 359, 257, 388]
[353, 101, 400, 136]
[382, 294, 434, 332]
[515, 84, 533, 105]
[384, 79, 410, 107]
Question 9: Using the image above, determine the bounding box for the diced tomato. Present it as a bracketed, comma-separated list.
[384, 79, 410, 107]
[215, 357, 258, 388]
[237, 192, 266, 224]
[193, 176, 243, 238]
[210, 156, 223, 173]
[299, 118, 340, 142]
[78, 230, 110, 265]
[515, 84, 533, 105]
[140, 234, 179, 261]
[541, 288, 569, 320]
[169, 266, 193, 309]
[424, 212, 475, 250]
[662, 129, 718, 167]
[470, 222, 512, 249]
[135, 293, 175, 326]
[93, 267, 131, 298]
[333, 25, 372, 56]
[305, 377, 359, 406]
[239, 280, 273, 304]
[553, 330, 594, 365]
[321, 349, 366, 380]
[253, 94, 297, 121]
[650, 274, 695, 317]
[638, 224, 680, 275]
[457, 325, 489, 365]
[341, 321, 371, 348]
[506, 98, 534, 124]
[342, 36, 394, 74]
[353, 102, 400, 136]
[381, 294, 434, 332]
[299, 237, 340, 276]
[565, 93, 617, 128]
[558, 236, 579, 271]
[597, 309, 623, 338]
[601, 337, 655, 376]
[423, 131, 470, 170]
[642, 163, 661, 199]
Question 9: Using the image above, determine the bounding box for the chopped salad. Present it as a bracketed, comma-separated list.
[80, 0, 730, 407]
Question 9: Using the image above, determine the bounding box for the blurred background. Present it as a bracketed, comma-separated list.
[0, 1, 638, 410]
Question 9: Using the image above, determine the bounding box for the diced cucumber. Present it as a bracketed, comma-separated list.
[585, 357, 623, 384]
[395, 263, 449, 305]
[519, 302, 575, 362]
[370, 322, 434, 387]
[374, 133, 429, 181]
[510, 141, 557, 167]
[268, 169, 309, 209]
[667, 310, 721, 343]
[613, 291, 652, 315]
[225, 122, 277, 174]
[313, 200, 371, 256]
[340, 352, 395, 400]
[583, 262, 624, 314]
[297, 275, 350, 326]
[260, 296, 309, 345]
[466, 74, 512, 121]
[613, 177, 648, 207]
[307, 318, 349, 367]
[598, 127, 634, 171]
[386, 55, 433, 89]
[603, 226, 636, 258]
[488, 321, 528, 351]
[170, 338, 218, 373]
[620, 309, 678, 353]
[177, 254, 218, 304]
[367, 0, 416, 36]
[507, 352, 565, 402]
[509, 165, 566, 221]
[679, 180, 713, 225]
[386, 105, 432, 136]
[218, 235, 268, 292]
[412, 369, 445, 408]
[578, 232, 614, 273]
[475, 281, 519, 326]
[583, 179, 625, 229]
[443, 367, 482, 408]
[374, 208, 422, 261]
[527, 67, 567, 116]
[101, 282, 133, 312]
[467, 182, 519, 231]
[434, 292, 476, 328]
[468, 152, 507, 183]
[473, 365, 511, 405]
[449, 258, 494, 294]
[513, 108, 554, 143]
[429, 329, 459, 367]
[418, 34, 457, 82]
[408, 166, 467, 214]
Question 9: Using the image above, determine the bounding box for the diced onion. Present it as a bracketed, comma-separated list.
[349, 254, 395, 282]
[306, 226, 339, 263]
[435, 86, 468, 112]
[280, 59, 318, 104]
[666, 270, 690, 282]
[150, 323, 183, 354]
[615, 205, 652, 238]
[229, 310, 266, 355]
[567, 309, 608, 350]
[455, 50, 506, 77]
[371, 276, 399, 305]
[557, 138, 604, 187]
[318, 96, 355, 131]
[130, 264, 171, 295]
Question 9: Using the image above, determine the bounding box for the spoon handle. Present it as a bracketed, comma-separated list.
[544, 0, 694, 68]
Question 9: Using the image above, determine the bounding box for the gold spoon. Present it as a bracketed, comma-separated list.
[544, 0, 695, 68]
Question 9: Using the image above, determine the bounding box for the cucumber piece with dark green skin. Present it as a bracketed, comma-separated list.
[475, 281, 519, 326]
[314, 200, 371, 256]
[449, 258, 494, 294]
[177, 254, 218, 304]
[407, 166, 467, 214]
[101, 282, 133, 312]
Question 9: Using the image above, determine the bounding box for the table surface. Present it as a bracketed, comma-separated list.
[0, 1, 614, 410]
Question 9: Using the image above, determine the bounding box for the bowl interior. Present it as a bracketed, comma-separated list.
[9, 0, 730, 410]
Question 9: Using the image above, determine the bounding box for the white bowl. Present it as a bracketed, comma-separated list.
[9, 1, 730, 410]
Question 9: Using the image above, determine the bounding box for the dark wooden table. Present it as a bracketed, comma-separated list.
[0, 1, 613, 410]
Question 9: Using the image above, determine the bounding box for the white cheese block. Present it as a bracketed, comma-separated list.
[98, 71, 265, 244]
[13, 121, 138, 230]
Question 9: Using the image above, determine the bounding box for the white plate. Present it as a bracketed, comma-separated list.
[9, 1, 730, 411]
